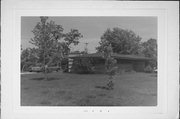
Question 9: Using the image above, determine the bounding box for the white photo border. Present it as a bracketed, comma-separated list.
[2, 1, 179, 119]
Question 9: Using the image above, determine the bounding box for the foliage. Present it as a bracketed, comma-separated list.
[21, 48, 39, 71]
[61, 58, 69, 72]
[63, 29, 83, 54]
[144, 65, 153, 73]
[28, 17, 83, 75]
[30, 17, 65, 67]
[141, 38, 157, 68]
[97, 27, 157, 72]
[72, 58, 94, 74]
[97, 27, 142, 55]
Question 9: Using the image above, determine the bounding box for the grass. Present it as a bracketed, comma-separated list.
[21, 72, 157, 106]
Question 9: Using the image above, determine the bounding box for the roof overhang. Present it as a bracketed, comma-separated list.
[68, 53, 151, 61]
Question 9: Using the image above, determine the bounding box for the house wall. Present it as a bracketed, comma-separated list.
[91, 59, 145, 73]
[117, 59, 146, 72]
[69, 57, 146, 73]
[116, 63, 133, 73]
[93, 59, 146, 73]
[93, 64, 106, 73]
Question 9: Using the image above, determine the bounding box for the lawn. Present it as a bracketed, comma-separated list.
[21, 72, 157, 106]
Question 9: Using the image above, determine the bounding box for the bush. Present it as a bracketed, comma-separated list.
[61, 58, 68, 72]
[21, 62, 34, 72]
[72, 58, 94, 74]
[144, 65, 153, 73]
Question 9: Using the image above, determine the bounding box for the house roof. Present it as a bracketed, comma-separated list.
[69, 53, 151, 61]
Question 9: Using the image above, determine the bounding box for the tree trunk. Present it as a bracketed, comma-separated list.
[21, 64, 26, 72]
[44, 66, 48, 80]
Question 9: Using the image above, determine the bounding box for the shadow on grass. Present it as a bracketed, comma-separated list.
[55, 90, 66, 95]
[40, 100, 51, 105]
[46, 78, 59, 81]
[23, 87, 29, 90]
[150, 73, 157, 77]
[95, 86, 110, 90]
[30, 77, 59, 81]
[30, 77, 44, 81]
[86, 95, 96, 99]
[41, 90, 49, 94]
[98, 93, 107, 97]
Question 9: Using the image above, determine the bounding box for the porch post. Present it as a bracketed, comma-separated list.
[68, 58, 73, 72]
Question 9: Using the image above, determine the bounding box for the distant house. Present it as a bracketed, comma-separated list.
[68, 53, 151, 73]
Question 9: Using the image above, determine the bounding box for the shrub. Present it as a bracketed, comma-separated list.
[144, 65, 153, 73]
[72, 58, 94, 74]
[61, 58, 68, 72]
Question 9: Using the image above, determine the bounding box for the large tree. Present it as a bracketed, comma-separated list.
[63, 29, 83, 54]
[30, 17, 64, 68]
[142, 38, 157, 69]
[29, 17, 82, 78]
[97, 27, 142, 55]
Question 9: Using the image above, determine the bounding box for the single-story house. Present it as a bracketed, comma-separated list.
[68, 53, 151, 73]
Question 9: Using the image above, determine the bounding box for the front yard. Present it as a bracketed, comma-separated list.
[21, 72, 157, 106]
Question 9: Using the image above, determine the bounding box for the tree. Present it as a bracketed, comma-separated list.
[63, 29, 83, 55]
[29, 17, 82, 79]
[102, 44, 118, 90]
[21, 48, 30, 72]
[97, 27, 142, 55]
[21, 48, 39, 72]
[142, 38, 157, 69]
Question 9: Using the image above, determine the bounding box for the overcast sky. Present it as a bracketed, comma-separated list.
[21, 17, 157, 53]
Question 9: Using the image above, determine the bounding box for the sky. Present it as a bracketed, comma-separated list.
[21, 17, 157, 53]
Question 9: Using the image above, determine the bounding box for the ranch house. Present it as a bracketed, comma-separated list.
[68, 53, 151, 73]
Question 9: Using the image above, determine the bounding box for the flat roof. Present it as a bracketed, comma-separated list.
[69, 53, 151, 60]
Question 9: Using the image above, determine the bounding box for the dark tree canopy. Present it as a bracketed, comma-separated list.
[64, 29, 82, 46]
[63, 29, 83, 55]
[21, 48, 39, 71]
[97, 27, 142, 55]
[142, 38, 157, 58]
[142, 38, 157, 68]
[97, 27, 157, 69]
